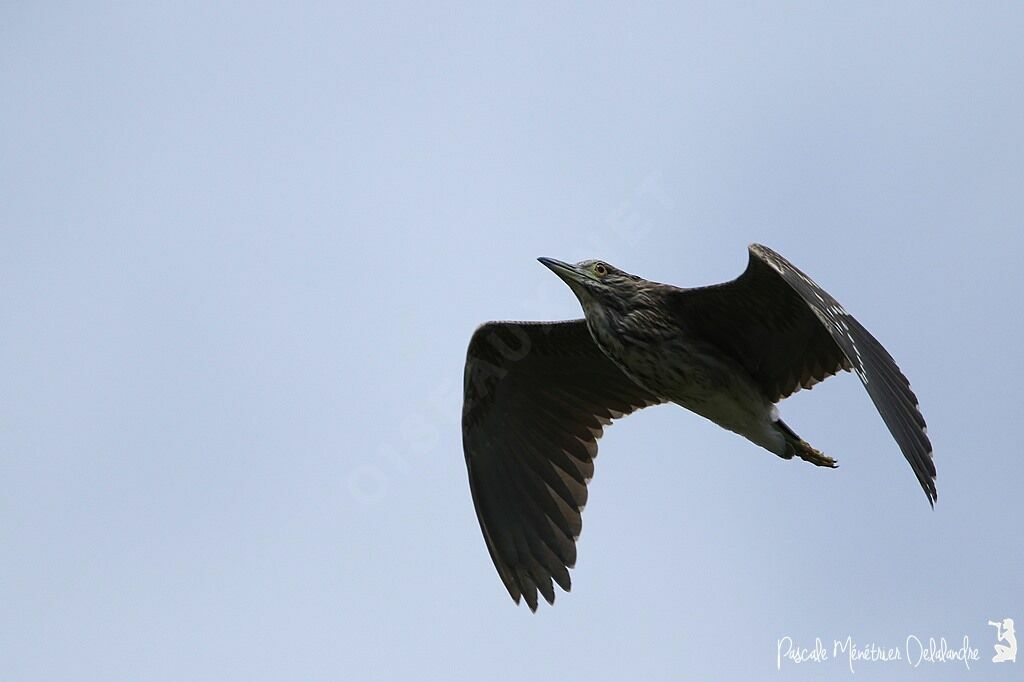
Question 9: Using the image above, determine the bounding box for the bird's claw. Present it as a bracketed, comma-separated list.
[796, 441, 838, 468]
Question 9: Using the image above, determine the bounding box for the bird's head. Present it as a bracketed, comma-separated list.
[537, 257, 646, 323]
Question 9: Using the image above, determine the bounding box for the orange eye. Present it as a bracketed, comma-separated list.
[594, 263, 608, 276]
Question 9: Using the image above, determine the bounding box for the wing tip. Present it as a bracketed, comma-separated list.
[923, 470, 938, 508]
[747, 242, 776, 258]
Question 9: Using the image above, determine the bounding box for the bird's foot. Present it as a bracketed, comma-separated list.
[794, 440, 838, 468]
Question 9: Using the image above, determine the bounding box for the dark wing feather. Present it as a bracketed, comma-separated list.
[462, 320, 662, 610]
[673, 244, 936, 505]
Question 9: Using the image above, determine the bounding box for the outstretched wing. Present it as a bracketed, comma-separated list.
[672, 244, 936, 505]
[462, 320, 662, 610]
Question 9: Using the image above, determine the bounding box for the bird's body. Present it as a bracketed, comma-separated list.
[462, 244, 934, 611]
[580, 285, 786, 457]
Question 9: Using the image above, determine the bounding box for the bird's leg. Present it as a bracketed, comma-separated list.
[792, 439, 838, 468]
[773, 419, 839, 468]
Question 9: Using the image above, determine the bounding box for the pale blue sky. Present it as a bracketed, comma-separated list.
[2, 3, 1022, 680]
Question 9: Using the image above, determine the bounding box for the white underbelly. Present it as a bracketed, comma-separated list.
[612, 339, 783, 451]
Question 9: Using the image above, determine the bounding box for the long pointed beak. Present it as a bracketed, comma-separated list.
[538, 257, 586, 284]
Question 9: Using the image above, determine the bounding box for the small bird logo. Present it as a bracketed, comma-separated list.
[988, 618, 1017, 663]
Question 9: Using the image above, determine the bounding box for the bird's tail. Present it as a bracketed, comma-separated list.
[776, 419, 838, 468]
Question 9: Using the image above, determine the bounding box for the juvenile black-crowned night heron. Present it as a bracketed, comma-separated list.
[462, 243, 934, 611]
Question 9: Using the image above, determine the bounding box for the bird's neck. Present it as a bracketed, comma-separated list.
[584, 292, 670, 358]
[584, 305, 625, 357]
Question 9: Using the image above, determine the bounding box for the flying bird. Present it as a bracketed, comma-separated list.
[462, 244, 934, 611]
